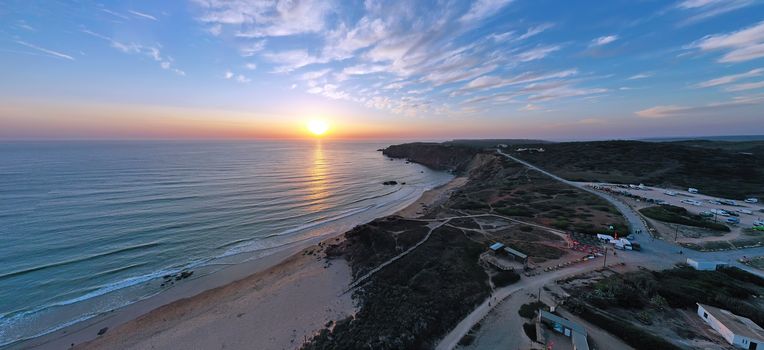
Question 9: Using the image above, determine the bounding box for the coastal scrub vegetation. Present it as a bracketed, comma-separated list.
[639, 205, 730, 232]
[563, 266, 764, 350]
[446, 154, 629, 235]
[509, 140, 764, 199]
[304, 225, 490, 349]
[305, 142, 632, 349]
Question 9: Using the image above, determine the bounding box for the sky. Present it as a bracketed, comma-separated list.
[1, 0, 763, 140]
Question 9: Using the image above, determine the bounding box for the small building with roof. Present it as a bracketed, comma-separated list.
[502, 246, 528, 264]
[538, 310, 589, 350]
[697, 303, 764, 349]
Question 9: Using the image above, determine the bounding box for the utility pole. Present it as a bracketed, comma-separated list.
[603, 246, 608, 268]
[674, 224, 679, 242]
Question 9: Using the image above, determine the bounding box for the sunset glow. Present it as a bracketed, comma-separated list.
[307, 120, 330, 136]
[1, 1, 763, 140]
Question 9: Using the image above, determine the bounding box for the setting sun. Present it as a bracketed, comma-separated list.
[307, 120, 330, 136]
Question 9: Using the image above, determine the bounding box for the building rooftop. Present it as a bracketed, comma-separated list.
[503, 246, 527, 260]
[540, 310, 587, 336]
[489, 242, 504, 251]
[698, 303, 764, 340]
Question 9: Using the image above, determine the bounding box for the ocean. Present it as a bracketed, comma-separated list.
[0, 141, 451, 347]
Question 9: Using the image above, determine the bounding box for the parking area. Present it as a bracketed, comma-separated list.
[585, 183, 764, 243]
[584, 183, 764, 229]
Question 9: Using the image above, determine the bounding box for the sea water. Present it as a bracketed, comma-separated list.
[0, 141, 451, 346]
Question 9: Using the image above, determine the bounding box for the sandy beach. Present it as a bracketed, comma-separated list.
[395, 177, 467, 218]
[75, 242, 355, 350]
[14, 177, 464, 350]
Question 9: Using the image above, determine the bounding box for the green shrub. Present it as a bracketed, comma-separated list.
[518, 301, 546, 319]
[496, 206, 535, 217]
[640, 205, 730, 232]
[493, 270, 521, 287]
[552, 218, 570, 230]
[522, 323, 537, 342]
[575, 308, 681, 350]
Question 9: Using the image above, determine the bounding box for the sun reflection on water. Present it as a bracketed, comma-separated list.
[305, 141, 330, 213]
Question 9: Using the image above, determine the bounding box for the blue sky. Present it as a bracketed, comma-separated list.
[1, 0, 763, 140]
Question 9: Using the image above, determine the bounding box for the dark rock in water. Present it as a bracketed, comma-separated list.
[401, 182, 406, 185]
[376, 149, 384, 152]
[97, 327, 108, 336]
[382, 180, 398, 185]
[175, 270, 194, 281]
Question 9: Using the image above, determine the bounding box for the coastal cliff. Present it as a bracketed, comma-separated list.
[382, 142, 477, 173]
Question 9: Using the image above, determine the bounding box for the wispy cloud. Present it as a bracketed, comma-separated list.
[725, 81, 764, 92]
[224, 70, 250, 83]
[628, 72, 652, 80]
[689, 20, 764, 62]
[590, 35, 618, 47]
[263, 49, 325, 73]
[239, 40, 267, 57]
[101, 8, 129, 20]
[519, 103, 542, 111]
[459, 0, 515, 23]
[128, 10, 158, 21]
[696, 68, 763, 87]
[196, 0, 332, 38]
[518, 23, 554, 40]
[81, 29, 184, 75]
[636, 94, 764, 118]
[15, 40, 74, 60]
[675, 0, 756, 26]
[516, 45, 561, 62]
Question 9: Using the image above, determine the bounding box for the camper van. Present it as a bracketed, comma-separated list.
[614, 238, 633, 250]
[596, 234, 614, 242]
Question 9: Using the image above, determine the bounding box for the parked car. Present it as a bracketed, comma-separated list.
[745, 198, 759, 204]
[736, 209, 753, 215]
[726, 217, 740, 224]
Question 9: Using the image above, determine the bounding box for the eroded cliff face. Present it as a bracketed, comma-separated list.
[382, 142, 478, 173]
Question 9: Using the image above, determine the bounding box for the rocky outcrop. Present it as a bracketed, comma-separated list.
[382, 142, 478, 173]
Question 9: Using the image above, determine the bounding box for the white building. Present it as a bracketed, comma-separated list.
[687, 258, 726, 271]
[697, 303, 764, 349]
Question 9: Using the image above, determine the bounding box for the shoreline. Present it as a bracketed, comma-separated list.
[15, 176, 462, 350]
